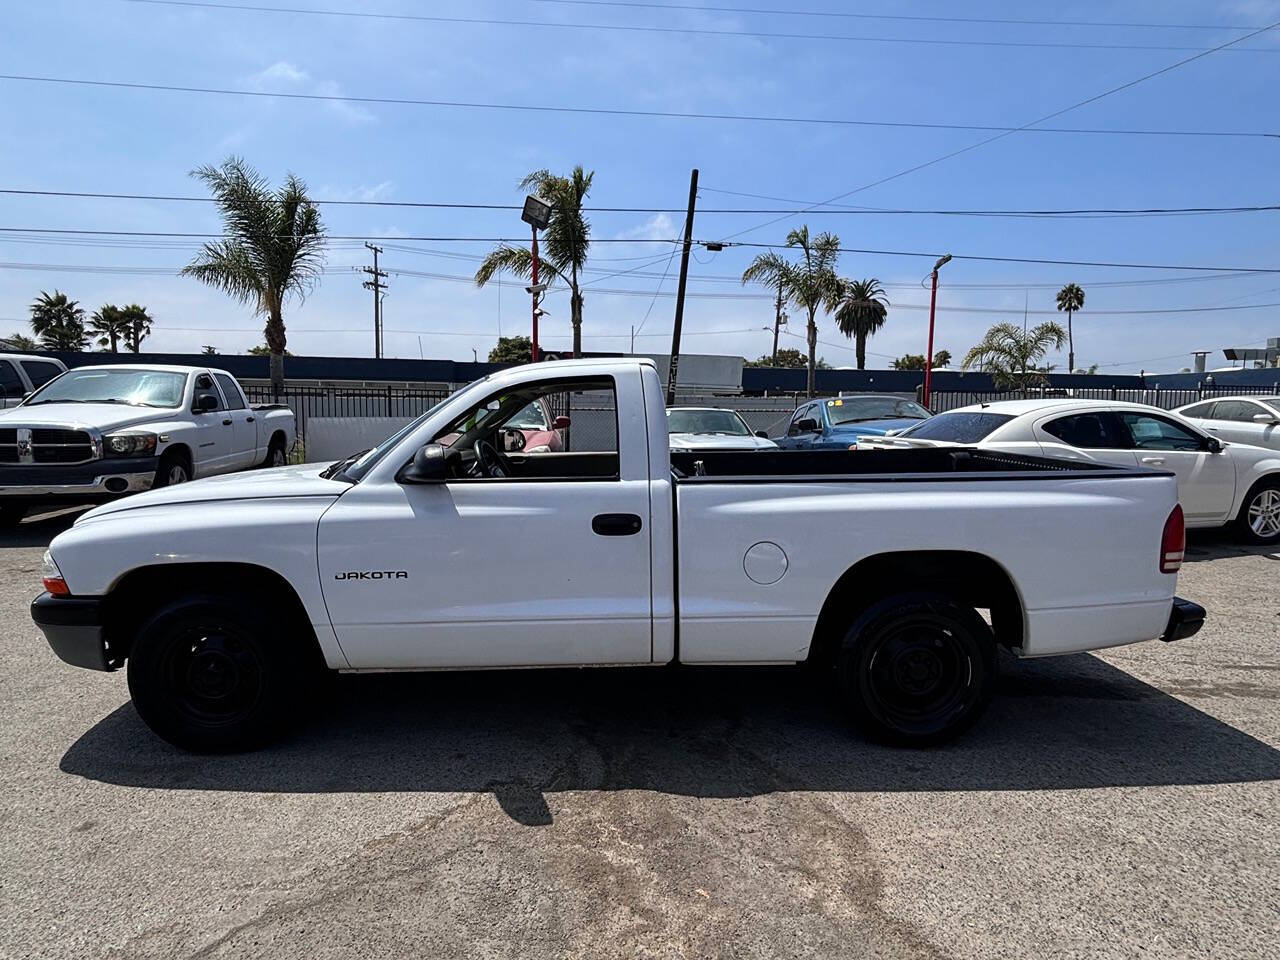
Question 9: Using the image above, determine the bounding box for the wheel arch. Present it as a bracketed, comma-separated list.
[807, 550, 1025, 668]
[101, 561, 325, 670]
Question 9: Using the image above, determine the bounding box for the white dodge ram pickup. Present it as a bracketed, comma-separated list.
[1, 364, 295, 526]
[31, 358, 1204, 751]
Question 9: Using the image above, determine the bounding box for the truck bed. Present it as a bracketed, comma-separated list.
[670, 446, 1150, 481]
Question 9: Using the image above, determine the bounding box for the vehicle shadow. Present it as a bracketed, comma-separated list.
[1184, 529, 1280, 562]
[61, 654, 1280, 825]
[0, 508, 89, 549]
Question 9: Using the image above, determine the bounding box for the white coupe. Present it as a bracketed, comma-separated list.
[859, 398, 1280, 544]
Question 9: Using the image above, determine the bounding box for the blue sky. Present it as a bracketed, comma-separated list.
[1, 0, 1277, 373]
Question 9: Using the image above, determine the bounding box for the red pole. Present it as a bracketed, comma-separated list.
[923, 268, 939, 410]
[530, 226, 540, 363]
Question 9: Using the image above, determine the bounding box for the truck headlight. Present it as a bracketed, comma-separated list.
[103, 432, 158, 457]
[42, 551, 69, 596]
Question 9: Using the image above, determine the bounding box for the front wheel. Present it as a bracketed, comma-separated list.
[1236, 480, 1280, 545]
[127, 595, 306, 751]
[153, 450, 191, 488]
[837, 592, 995, 746]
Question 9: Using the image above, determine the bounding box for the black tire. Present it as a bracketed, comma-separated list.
[127, 594, 307, 751]
[837, 591, 996, 746]
[261, 435, 287, 468]
[153, 449, 191, 488]
[1235, 478, 1280, 545]
[0, 503, 27, 528]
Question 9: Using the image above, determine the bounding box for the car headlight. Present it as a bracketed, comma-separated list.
[103, 432, 158, 457]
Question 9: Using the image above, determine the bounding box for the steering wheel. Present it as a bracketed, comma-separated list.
[473, 438, 514, 479]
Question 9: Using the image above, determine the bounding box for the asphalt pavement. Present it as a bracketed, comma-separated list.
[1, 507, 1277, 959]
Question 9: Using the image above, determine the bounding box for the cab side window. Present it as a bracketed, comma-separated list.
[213, 373, 246, 410]
[0, 361, 23, 400]
[788, 404, 814, 435]
[193, 373, 223, 412]
[1041, 412, 1126, 449]
[19, 360, 63, 389]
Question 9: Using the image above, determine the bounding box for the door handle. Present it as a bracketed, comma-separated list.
[592, 513, 643, 536]
[221, 418, 233, 426]
[246, 415, 255, 423]
[1140, 456, 1166, 466]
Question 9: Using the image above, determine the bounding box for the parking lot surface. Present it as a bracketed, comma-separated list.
[2, 508, 1277, 959]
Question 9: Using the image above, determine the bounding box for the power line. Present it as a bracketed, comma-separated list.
[718, 17, 1280, 242]
[123, 0, 1280, 53]
[4, 228, 1279, 273]
[521, 0, 1265, 32]
[4, 188, 1277, 217]
[3, 74, 1274, 141]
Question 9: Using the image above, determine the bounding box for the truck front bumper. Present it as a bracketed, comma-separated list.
[31, 593, 116, 671]
[1160, 596, 1206, 643]
[0, 458, 158, 500]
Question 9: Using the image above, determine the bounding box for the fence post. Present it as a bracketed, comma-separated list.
[386, 384, 393, 418]
[1110, 386, 1117, 401]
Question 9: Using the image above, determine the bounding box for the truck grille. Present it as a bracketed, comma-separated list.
[0, 426, 97, 465]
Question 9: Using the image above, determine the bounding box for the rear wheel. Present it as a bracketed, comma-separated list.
[1236, 479, 1280, 545]
[262, 435, 287, 468]
[0, 503, 27, 528]
[837, 592, 995, 746]
[127, 595, 307, 751]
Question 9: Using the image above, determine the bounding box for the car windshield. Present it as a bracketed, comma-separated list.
[825, 397, 930, 425]
[896, 410, 1016, 443]
[666, 409, 751, 436]
[24, 369, 186, 408]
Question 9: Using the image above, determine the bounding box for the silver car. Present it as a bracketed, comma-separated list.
[1175, 396, 1280, 451]
[666, 407, 777, 451]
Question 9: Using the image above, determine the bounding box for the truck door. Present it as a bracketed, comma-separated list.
[317, 372, 655, 669]
[190, 372, 233, 476]
[213, 372, 258, 469]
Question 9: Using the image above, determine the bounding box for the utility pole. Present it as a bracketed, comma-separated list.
[666, 167, 699, 406]
[362, 243, 387, 359]
[922, 253, 951, 411]
[771, 279, 784, 363]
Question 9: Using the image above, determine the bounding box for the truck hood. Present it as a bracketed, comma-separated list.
[79, 463, 350, 520]
[669, 433, 777, 451]
[0, 402, 176, 432]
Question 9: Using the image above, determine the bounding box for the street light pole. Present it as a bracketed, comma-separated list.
[922, 253, 952, 410]
[530, 225, 540, 363]
[520, 195, 553, 364]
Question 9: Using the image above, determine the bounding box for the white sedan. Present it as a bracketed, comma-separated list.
[1175, 395, 1280, 451]
[858, 398, 1280, 544]
[666, 407, 777, 451]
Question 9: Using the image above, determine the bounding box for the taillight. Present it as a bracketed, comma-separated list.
[1161, 504, 1185, 574]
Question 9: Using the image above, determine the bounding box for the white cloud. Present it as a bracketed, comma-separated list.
[319, 181, 395, 203]
[244, 61, 376, 125]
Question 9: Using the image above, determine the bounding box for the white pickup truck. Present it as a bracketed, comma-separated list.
[31, 358, 1204, 752]
[1, 364, 295, 526]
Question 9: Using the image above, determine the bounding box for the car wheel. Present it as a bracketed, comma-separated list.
[262, 437, 287, 468]
[127, 594, 305, 752]
[1237, 479, 1280, 544]
[0, 503, 27, 528]
[837, 591, 996, 746]
[153, 450, 191, 488]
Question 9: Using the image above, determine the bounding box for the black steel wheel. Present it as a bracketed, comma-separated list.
[838, 592, 995, 745]
[127, 595, 303, 751]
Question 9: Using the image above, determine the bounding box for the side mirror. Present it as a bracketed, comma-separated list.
[552, 415, 571, 430]
[1205, 436, 1223, 454]
[1253, 413, 1280, 424]
[796, 418, 819, 433]
[398, 443, 450, 484]
[755, 430, 769, 439]
[194, 394, 219, 413]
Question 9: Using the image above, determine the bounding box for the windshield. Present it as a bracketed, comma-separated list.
[825, 397, 930, 425]
[666, 409, 751, 436]
[896, 411, 1016, 443]
[24, 369, 186, 408]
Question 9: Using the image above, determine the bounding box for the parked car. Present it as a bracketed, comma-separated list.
[0, 364, 295, 526]
[774, 395, 931, 449]
[33, 358, 1202, 753]
[667, 406, 777, 451]
[0, 353, 68, 408]
[1175, 395, 1280, 451]
[858, 398, 1280, 544]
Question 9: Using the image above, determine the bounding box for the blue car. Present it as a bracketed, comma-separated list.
[774, 395, 932, 450]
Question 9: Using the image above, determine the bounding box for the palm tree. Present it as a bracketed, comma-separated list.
[89, 304, 129, 352]
[29, 290, 88, 350]
[4, 333, 38, 351]
[962, 321, 1067, 391]
[181, 157, 325, 395]
[1055, 282, 1085, 373]
[119, 304, 153, 353]
[831, 277, 889, 370]
[740, 251, 789, 363]
[475, 166, 593, 356]
[741, 226, 840, 397]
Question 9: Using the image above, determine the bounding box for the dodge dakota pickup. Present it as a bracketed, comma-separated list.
[1, 363, 295, 526]
[31, 358, 1204, 751]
